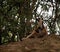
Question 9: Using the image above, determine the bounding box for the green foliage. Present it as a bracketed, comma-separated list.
[0, 0, 60, 44]
[0, 0, 37, 44]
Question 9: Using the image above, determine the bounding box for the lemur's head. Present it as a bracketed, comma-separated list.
[36, 17, 43, 22]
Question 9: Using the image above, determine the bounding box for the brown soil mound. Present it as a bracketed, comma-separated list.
[0, 35, 60, 52]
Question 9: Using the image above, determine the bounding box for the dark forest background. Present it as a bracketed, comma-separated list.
[0, 0, 60, 44]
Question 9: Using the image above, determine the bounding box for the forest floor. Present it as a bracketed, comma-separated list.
[0, 35, 60, 52]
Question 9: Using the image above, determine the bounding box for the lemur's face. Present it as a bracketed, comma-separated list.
[36, 17, 43, 22]
[39, 18, 43, 22]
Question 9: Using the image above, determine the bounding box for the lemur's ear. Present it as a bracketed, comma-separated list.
[36, 18, 38, 21]
[36, 18, 40, 22]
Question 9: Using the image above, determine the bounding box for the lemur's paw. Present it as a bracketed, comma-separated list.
[22, 38, 27, 40]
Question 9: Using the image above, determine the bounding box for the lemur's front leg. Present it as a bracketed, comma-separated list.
[22, 30, 36, 40]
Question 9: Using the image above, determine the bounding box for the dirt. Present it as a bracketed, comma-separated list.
[0, 35, 60, 52]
